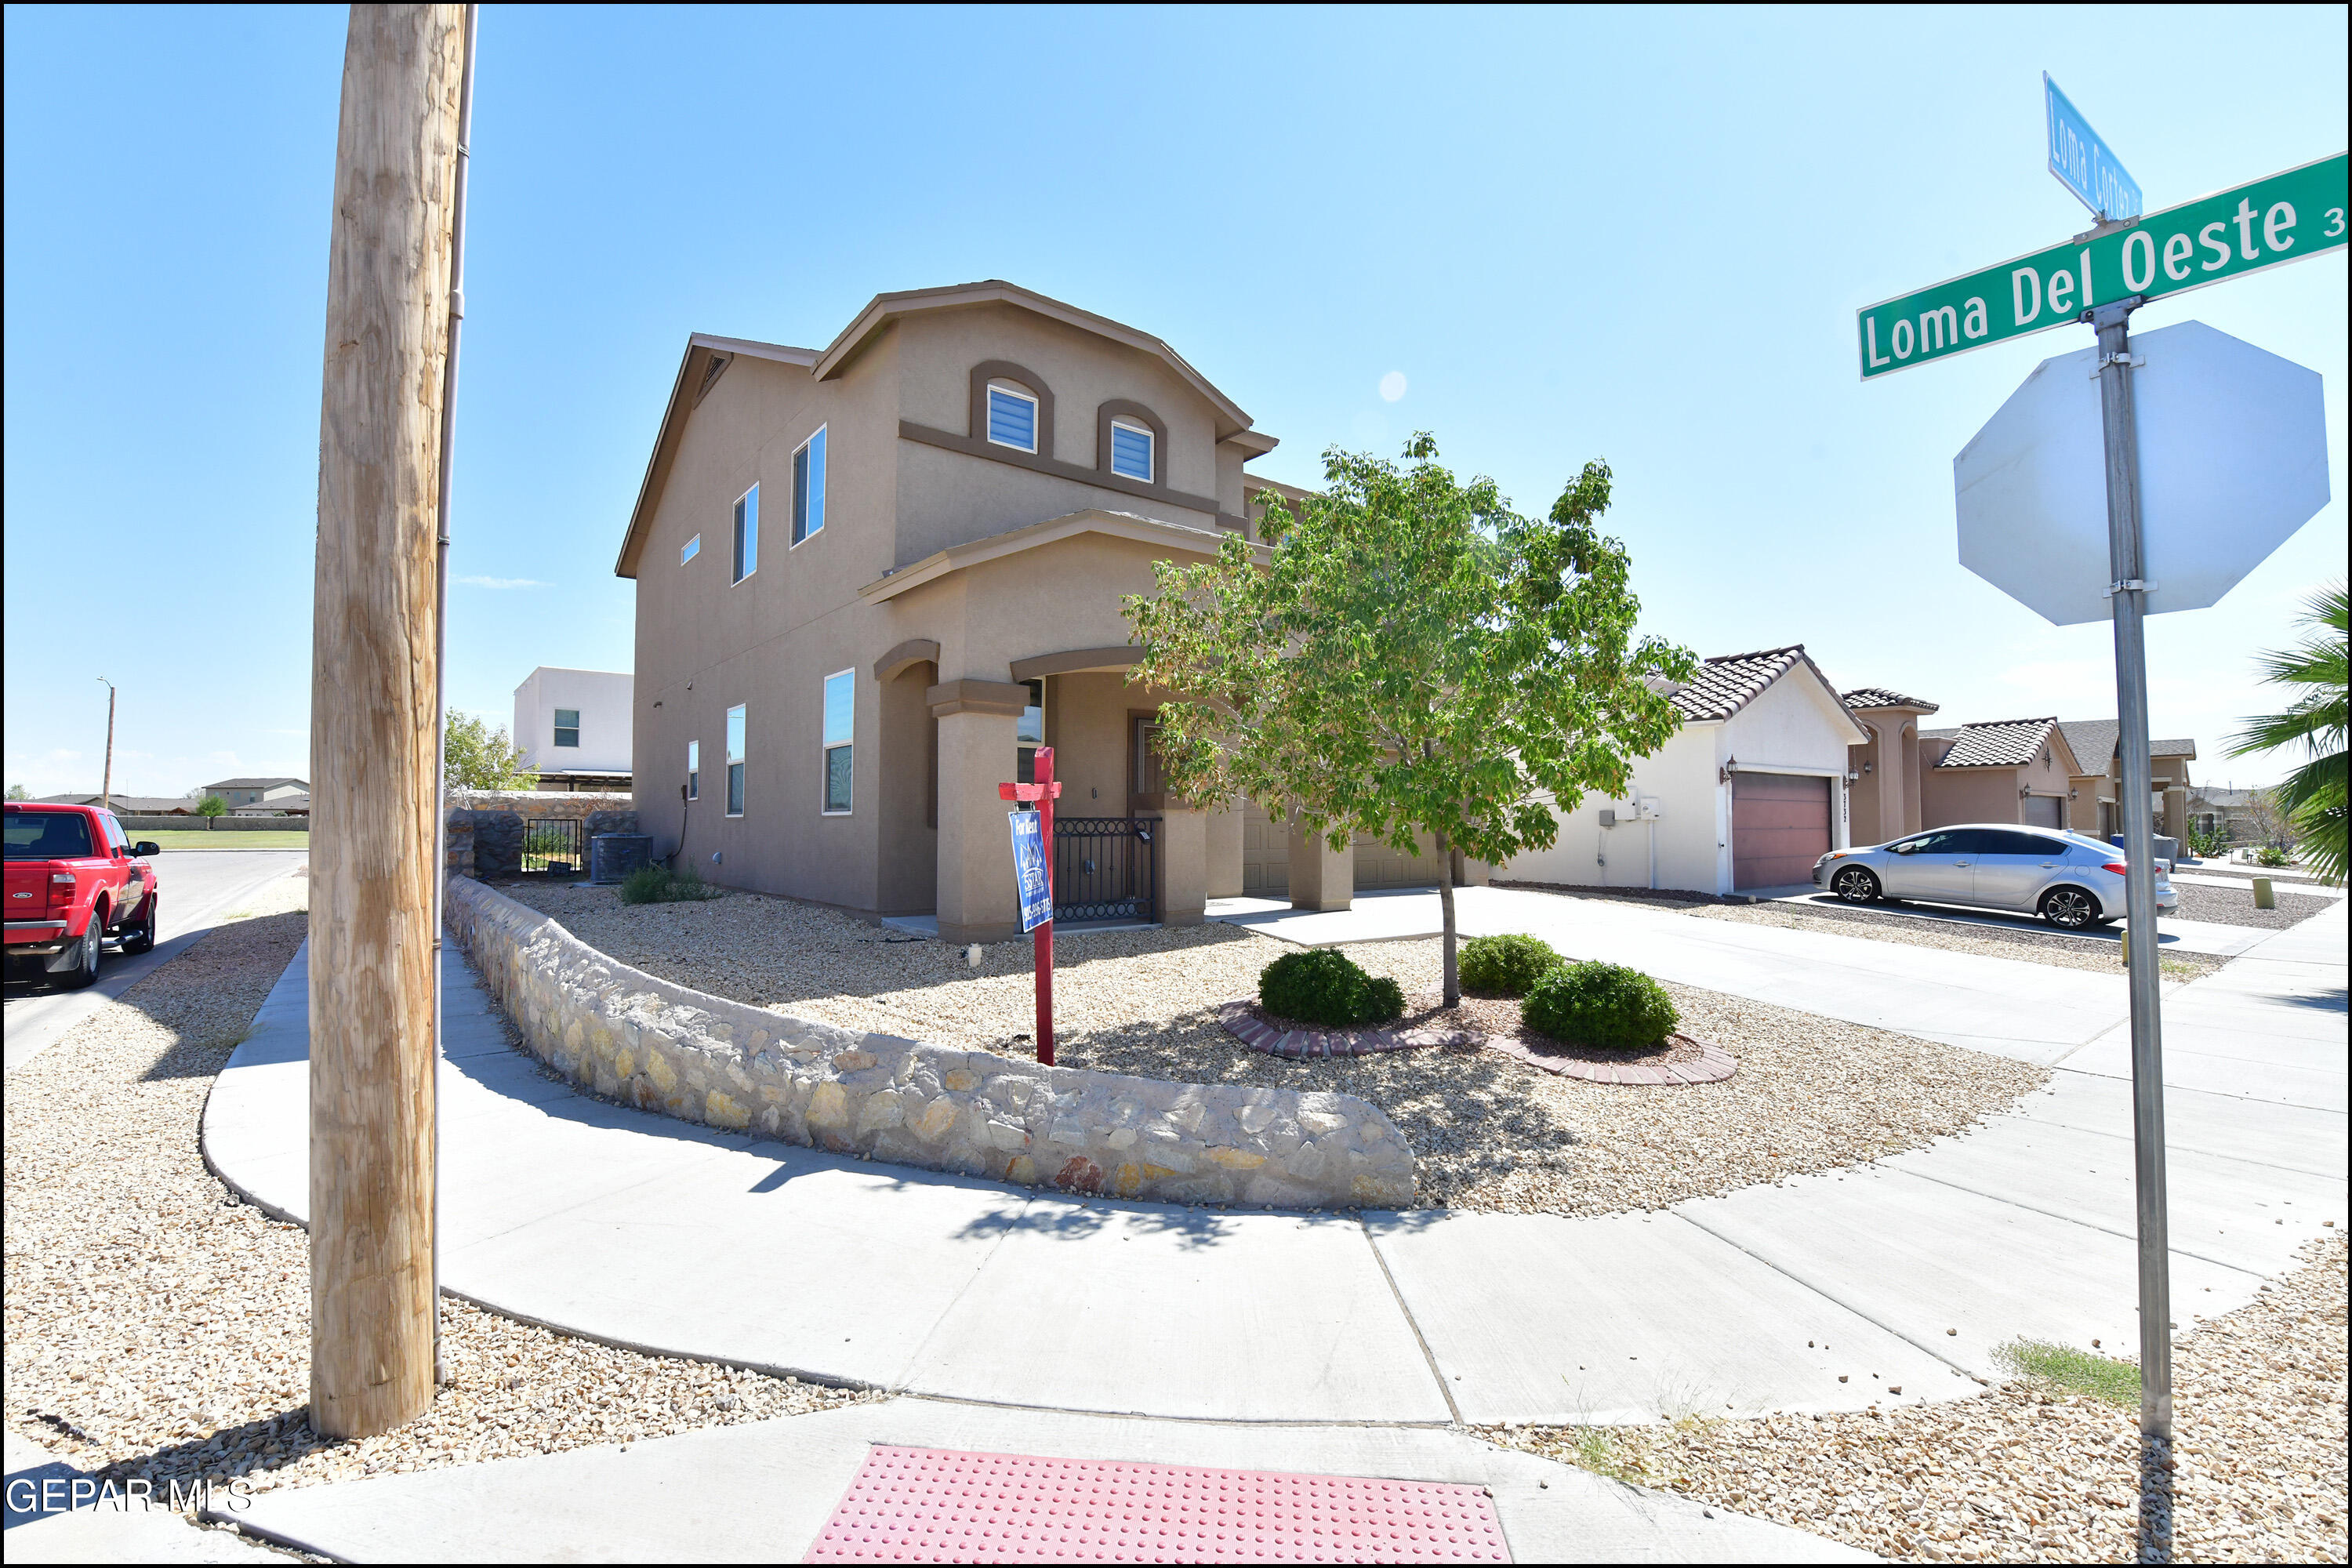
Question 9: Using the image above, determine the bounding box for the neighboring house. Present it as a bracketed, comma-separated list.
[514, 667, 633, 793]
[1500, 647, 1868, 895]
[620, 281, 1326, 941]
[201, 777, 309, 810]
[2055, 720, 2198, 840]
[230, 792, 310, 817]
[1842, 687, 1940, 846]
[2187, 784, 2263, 843]
[1917, 718, 2085, 832]
[35, 793, 193, 815]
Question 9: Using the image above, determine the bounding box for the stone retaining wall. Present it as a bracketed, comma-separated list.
[445, 796, 639, 880]
[443, 876, 1415, 1210]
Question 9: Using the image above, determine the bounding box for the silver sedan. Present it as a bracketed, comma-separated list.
[1809, 825, 2178, 930]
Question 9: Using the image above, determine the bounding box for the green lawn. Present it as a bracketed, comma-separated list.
[133, 829, 310, 851]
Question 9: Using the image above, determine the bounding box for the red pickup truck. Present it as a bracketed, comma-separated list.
[4, 803, 161, 988]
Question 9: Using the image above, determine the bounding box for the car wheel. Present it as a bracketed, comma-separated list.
[2040, 886, 2099, 931]
[123, 895, 157, 955]
[57, 919, 103, 989]
[1831, 866, 1881, 903]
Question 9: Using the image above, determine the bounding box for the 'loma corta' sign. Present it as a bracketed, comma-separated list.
[1857, 152, 2346, 379]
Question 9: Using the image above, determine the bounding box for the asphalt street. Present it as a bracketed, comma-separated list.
[2, 848, 307, 1075]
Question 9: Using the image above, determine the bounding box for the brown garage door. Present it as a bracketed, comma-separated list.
[1732, 772, 1830, 891]
[2022, 794, 2063, 829]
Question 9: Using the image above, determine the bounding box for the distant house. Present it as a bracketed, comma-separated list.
[2186, 784, 2261, 844]
[514, 667, 633, 793]
[230, 792, 310, 817]
[2054, 720, 2198, 840]
[202, 777, 310, 810]
[37, 793, 194, 815]
[1918, 718, 2085, 833]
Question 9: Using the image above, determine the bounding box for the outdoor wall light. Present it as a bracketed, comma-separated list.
[1863, 761, 1875, 775]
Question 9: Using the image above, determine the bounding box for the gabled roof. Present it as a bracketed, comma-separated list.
[1663, 646, 1867, 745]
[1930, 717, 2063, 769]
[2057, 719, 2198, 767]
[857, 508, 1261, 605]
[203, 776, 308, 790]
[1842, 685, 1940, 713]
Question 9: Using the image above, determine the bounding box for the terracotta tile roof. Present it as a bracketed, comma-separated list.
[1932, 717, 2063, 769]
[1842, 686, 1940, 713]
[1664, 646, 1809, 721]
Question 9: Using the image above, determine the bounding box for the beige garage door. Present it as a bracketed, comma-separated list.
[1241, 799, 1287, 897]
[2022, 794, 2063, 829]
[1354, 830, 1442, 891]
[1731, 772, 1830, 891]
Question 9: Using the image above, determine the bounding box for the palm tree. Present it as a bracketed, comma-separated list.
[2229, 582, 2347, 884]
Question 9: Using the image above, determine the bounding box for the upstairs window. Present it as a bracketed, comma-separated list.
[681, 532, 700, 564]
[553, 709, 581, 748]
[1110, 419, 1154, 482]
[793, 426, 827, 545]
[822, 670, 855, 814]
[686, 739, 699, 801]
[732, 485, 758, 583]
[726, 704, 746, 816]
[986, 383, 1039, 452]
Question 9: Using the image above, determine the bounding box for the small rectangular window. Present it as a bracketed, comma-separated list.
[793, 426, 827, 545]
[681, 533, 701, 564]
[726, 704, 746, 816]
[986, 386, 1037, 452]
[1016, 679, 1044, 785]
[553, 708, 581, 748]
[1110, 420, 1153, 482]
[686, 739, 699, 801]
[822, 670, 854, 814]
[732, 485, 758, 583]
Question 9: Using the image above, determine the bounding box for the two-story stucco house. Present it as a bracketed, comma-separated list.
[617, 281, 1321, 942]
[513, 666, 633, 793]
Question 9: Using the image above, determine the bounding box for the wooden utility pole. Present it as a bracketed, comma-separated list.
[96, 677, 115, 810]
[308, 3, 466, 1440]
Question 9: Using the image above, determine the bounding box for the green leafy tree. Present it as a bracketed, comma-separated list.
[1125, 434, 1695, 1005]
[443, 710, 539, 792]
[2229, 583, 2346, 883]
[5, 783, 28, 801]
[194, 793, 229, 818]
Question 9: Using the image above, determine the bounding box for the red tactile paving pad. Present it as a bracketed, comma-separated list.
[806, 1444, 1512, 1563]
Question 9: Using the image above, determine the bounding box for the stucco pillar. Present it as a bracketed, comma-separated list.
[931, 680, 1029, 946]
[2161, 786, 2187, 841]
[1875, 720, 1907, 844]
[1157, 807, 1208, 925]
[1452, 849, 1491, 887]
[1203, 804, 1243, 899]
[1287, 821, 1352, 911]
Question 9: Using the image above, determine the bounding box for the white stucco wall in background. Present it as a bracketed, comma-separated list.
[515, 666, 634, 775]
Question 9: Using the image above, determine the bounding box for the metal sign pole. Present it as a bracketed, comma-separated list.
[2085, 296, 2175, 1493]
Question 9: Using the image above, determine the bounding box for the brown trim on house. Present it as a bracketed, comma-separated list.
[1096, 399, 1169, 485]
[1009, 647, 1142, 682]
[1128, 706, 1166, 813]
[969, 360, 1055, 459]
[873, 638, 942, 683]
[899, 419, 1222, 517]
[927, 678, 1031, 719]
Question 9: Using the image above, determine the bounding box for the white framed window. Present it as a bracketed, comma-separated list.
[553, 708, 580, 748]
[732, 485, 758, 583]
[686, 739, 699, 801]
[1109, 418, 1154, 482]
[792, 426, 826, 546]
[725, 704, 746, 816]
[822, 670, 854, 814]
[1016, 679, 1044, 784]
[986, 383, 1038, 452]
[681, 532, 701, 564]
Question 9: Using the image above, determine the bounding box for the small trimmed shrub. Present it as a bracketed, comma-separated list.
[1522, 960, 1679, 1050]
[2255, 844, 2290, 868]
[1259, 948, 1406, 1028]
[619, 863, 724, 904]
[1458, 933, 1563, 997]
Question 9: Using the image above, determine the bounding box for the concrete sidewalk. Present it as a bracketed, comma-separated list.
[202, 898, 2346, 1439]
[218, 1396, 1860, 1563]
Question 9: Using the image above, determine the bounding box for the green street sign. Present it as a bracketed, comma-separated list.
[1858, 151, 2347, 379]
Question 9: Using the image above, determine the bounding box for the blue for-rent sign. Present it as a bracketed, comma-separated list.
[1008, 811, 1051, 933]
[2045, 74, 2142, 222]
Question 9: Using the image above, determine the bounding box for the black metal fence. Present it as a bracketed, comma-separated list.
[519, 817, 585, 875]
[1053, 817, 1157, 924]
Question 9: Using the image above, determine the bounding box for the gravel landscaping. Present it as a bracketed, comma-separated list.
[1687, 898, 2226, 980]
[2165, 879, 2327, 930]
[1486, 1235, 2349, 1564]
[499, 881, 2047, 1218]
[2, 871, 869, 1498]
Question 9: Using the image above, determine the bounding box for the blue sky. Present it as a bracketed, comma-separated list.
[5, 4, 2344, 799]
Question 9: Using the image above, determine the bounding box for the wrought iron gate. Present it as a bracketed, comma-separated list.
[1052, 817, 1157, 924]
[520, 818, 585, 875]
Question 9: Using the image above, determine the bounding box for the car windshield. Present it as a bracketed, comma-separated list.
[3, 810, 94, 859]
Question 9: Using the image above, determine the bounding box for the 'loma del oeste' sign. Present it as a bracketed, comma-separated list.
[1857, 151, 2347, 379]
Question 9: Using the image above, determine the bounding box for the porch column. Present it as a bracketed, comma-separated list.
[931, 679, 1029, 945]
[1203, 804, 1243, 899]
[1288, 821, 1352, 911]
[1158, 806, 1208, 925]
[2161, 786, 2187, 842]
[1875, 720, 1907, 843]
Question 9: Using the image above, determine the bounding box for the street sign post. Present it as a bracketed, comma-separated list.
[999, 746, 1062, 1065]
[1861, 126, 2346, 1508]
[2045, 74, 2143, 223]
[1857, 152, 2347, 379]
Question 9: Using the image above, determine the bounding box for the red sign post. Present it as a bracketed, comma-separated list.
[998, 745, 1061, 1065]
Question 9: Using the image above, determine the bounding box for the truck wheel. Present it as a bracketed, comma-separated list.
[56, 919, 103, 989]
[123, 895, 158, 955]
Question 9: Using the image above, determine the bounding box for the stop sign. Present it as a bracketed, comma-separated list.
[1953, 320, 2330, 626]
